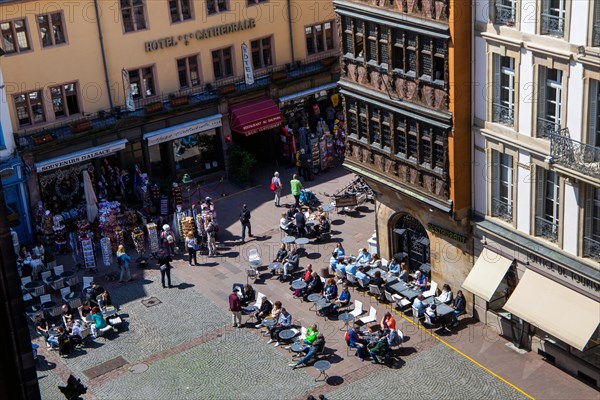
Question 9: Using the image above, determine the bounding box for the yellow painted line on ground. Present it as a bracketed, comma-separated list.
[368, 293, 536, 400]
[213, 184, 263, 202]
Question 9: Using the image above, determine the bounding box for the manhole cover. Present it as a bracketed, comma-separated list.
[129, 363, 148, 374]
[141, 297, 162, 308]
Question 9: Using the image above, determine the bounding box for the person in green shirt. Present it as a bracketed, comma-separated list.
[304, 323, 318, 345]
[290, 174, 302, 207]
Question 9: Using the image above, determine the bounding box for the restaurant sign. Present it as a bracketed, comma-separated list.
[427, 223, 466, 243]
[144, 19, 256, 52]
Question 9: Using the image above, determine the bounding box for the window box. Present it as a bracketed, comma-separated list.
[169, 94, 189, 107]
[69, 120, 92, 133]
[320, 56, 338, 67]
[144, 102, 164, 114]
[218, 85, 236, 95]
[32, 132, 54, 145]
[271, 71, 287, 81]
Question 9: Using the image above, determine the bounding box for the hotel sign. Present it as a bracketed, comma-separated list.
[144, 19, 257, 52]
[427, 223, 466, 244]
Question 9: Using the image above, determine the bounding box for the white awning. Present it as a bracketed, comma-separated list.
[143, 114, 222, 146]
[278, 83, 338, 103]
[504, 269, 600, 351]
[36, 139, 128, 173]
[462, 248, 513, 301]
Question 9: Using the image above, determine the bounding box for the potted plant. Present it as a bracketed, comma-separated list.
[169, 94, 189, 107]
[320, 56, 337, 67]
[32, 131, 54, 145]
[70, 119, 92, 133]
[226, 143, 256, 186]
[144, 101, 163, 114]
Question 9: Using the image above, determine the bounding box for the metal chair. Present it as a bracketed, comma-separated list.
[41, 271, 52, 285]
[345, 273, 357, 291]
[53, 265, 64, 276]
[368, 284, 382, 303]
[50, 277, 65, 291]
[359, 306, 377, 325]
[247, 268, 258, 284]
[422, 280, 438, 299]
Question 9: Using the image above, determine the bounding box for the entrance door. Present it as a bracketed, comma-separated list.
[392, 215, 430, 273]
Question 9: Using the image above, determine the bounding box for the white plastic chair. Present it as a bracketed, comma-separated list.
[248, 248, 261, 268]
[359, 306, 377, 325]
[21, 276, 32, 286]
[41, 271, 52, 285]
[53, 265, 64, 276]
[349, 300, 363, 318]
[422, 280, 438, 299]
[39, 294, 52, 305]
[60, 287, 71, 301]
[253, 292, 266, 309]
[397, 329, 404, 348]
[345, 273, 357, 290]
[82, 277, 93, 291]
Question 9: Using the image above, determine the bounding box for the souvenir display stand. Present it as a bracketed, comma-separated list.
[146, 223, 159, 254]
[311, 139, 321, 175]
[181, 216, 195, 239]
[100, 237, 112, 267]
[98, 201, 121, 252]
[80, 237, 96, 270]
[131, 228, 145, 255]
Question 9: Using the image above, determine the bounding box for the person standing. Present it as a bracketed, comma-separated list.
[184, 232, 198, 266]
[299, 148, 312, 181]
[156, 249, 173, 288]
[290, 174, 302, 207]
[205, 216, 218, 256]
[115, 245, 132, 283]
[229, 288, 242, 328]
[161, 224, 176, 256]
[272, 171, 282, 207]
[239, 204, 253, 243]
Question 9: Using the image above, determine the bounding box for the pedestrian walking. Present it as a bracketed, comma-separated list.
[161, 224, 176, 256]
[240, 204, 253, 242]
[290, 174, 302, 207]
[184, 232, 198, 266]
[299, 148, 312, 181]
[229, 288, 242, 328]
[156, 250, 173, 288]
[115, 245, 132, 283]
[205, 216, 218, 256]
[271, 171, 282, 207]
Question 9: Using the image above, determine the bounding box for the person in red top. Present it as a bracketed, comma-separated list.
[293, 264, 314, 297]
[381, 311, 396, 331]
[229, 289, 242, 328]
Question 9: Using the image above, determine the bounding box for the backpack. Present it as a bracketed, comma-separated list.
[344, 330, 350, 343]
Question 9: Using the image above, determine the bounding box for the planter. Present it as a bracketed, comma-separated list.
[219, 85, 236, 95]
[271, 71, 287, 81]
[169, 95, 189, 107]
[70, 120, 92, 133]
[320, 56, 337, 67]
[32, 132, 54, 146]
[144, 102, 163, 114]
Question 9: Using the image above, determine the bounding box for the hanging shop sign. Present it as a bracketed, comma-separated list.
[35, 139, 128, 173]
[144, 19, 256, 52]
[143, 114, 222, 146]
[241, 43, 254, 86]
[427, 223, 466, 244]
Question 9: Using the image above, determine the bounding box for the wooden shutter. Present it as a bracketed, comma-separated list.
[584, 185, 594, 238]
[492, 55, 502, 119]
[537, 66, 548, 122]
[589, 79, 598, 146]
[535, 166, 545, 220]
[491, 150, 500, 213]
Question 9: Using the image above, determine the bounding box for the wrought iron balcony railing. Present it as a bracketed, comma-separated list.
[492, 102, 514, 126]
[549, 130, 600, 180]
[491, 198, 513, 222]
[494, 3, 516, 26]
[583, 236, 600, 261]
[537, 117, 561, 139]
[540, 13, 565, 37]
[593, 22, 600, 47]
[535, 216, 559, 243]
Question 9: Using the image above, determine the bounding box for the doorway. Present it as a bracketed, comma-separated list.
[392, 214, 430, 274]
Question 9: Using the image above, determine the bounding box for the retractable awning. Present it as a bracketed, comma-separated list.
[462, 248, 513, 301]
[504, 269, 600, 351]
[35, 139, 128, 173]
[278, 82, 338, 103]
[230, 98, 282, 136]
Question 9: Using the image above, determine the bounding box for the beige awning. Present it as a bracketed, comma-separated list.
[462, 248, 513, 301]
[504, 270, 600, 351]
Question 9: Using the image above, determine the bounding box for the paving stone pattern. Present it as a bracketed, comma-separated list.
[37, 364, 67, 400]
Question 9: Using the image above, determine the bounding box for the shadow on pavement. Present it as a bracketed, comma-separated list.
[326, 376, 344, 386]
[176, 282, 195, 290]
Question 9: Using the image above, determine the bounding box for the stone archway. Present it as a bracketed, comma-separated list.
[390, 214, 430, 274]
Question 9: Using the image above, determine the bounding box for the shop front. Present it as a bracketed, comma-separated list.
[143, 114, 223, 182]
[0, 155, 33, 245]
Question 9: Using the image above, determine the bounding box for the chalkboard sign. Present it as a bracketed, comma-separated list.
[160, 196, 169, 216]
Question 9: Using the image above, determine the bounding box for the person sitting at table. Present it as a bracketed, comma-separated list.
[97, 290, 113, 310]
[450, 290, 466, 327]
[332, 243, 345, 260]
[269, 301, 283, 322]
[242, 284, 256, 307]
[254, 296, 274, 328]
[286, 206, 297, 220]
[274, 243, 288, 263]
[322, 278, 338, 302]
[425, 303, 449, 332]
[90, 306, 108, 338]
[294, 208, 307, 237]
[18, 245, 31, 261]
[332, 286, 351, 314]
[387, 258, 400, 276]
[398, 262, 410, 282]
[303, 272, 324, 301]
[61, 304, 74, 328]
[368, 330, 390, 364]
[412, 271, 428, 292]
[289, 333, 326, 369]
[331, 257, 345, 274]
[48, 326, 67, 351]
[371, 271, 387, 300]
[304, 323, 318, 345]
[345, 323, 367, 361]
[367, 254, 382, 269]
[35, 314, 50, 343]
[78, 302, 93, 323]
[314, 216, 331, 242]
[292, 264, 313, 297]
[32, 243, 45, 260]
[413, 294, 426, 317]
[337, 261, 358, 284]
[355, 248, 372, 267]
[280, 214, 293, 235]
[29, 255, 44, 277]
[381, 311, 396, 331]
[20, 261, 33, 278]
[281, 248, 300, 282]
[353, 266, 369, 286]
[267, 307, 292, 347]
[436, 284, 453, 305]
[87, 282, 105, 306]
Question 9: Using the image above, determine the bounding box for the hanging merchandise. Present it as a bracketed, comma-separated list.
[98, 201, 121, 252]
[53, 215, 67, 254]
[173, 206, 185, 243]
[41, 210, 54, 246]
[172, 183, 183, 211]
[100, 237, 112, 267]
[181, 216, 195, 239]
[131, 227, 145, 254]
[123, 210, 139, 241]
[80, 237, 96, 270]
[311, 139, 320, 175]
[76, 219, 91, 239]
[146, 223, 159, 254]
[115, 226, 125, 249]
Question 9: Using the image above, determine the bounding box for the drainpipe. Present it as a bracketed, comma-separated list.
[287, 0, 295, 65]
[94, 0, 114, 111]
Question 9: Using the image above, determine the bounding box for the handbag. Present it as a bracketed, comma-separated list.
[270, 182, 277, 191]
[159, 264, 167, 271]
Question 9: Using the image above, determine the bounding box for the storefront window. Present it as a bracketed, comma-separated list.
[173, 129, 222, 180]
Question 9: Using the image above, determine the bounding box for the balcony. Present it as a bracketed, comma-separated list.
[491, 198, 513, 222]
[537, 117, 561, 139]
[583, 236, 600, 261]
[535, 216, 559, 243]
[492, 103, 514, 126]
[549, 130, 600, 180]
[593, 22, 600, 47]
[540, 13, 565, 37]
[494, 3, 516, 26]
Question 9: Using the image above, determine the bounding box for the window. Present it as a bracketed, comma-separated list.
[305, 21, 334, 55]
[177, 55, 201, 89]
[347, 100, 358, 137]
[491, 151, 514, 222]
[370, 107, 381, 145]
[358, 104, 368, 141]
[540, 0, 565, 37]
[169, 0, 193, 23]
[593, 1, 600, 46]
[207, 0, 228, 14]
[421, 128, 432, 166]
[584, 185, 600, 261]
[382, 111, 391, 148]
[535, 167, 560, 242]
[250, 36, 273, 69]
[494, 0, 517, 26]
[355, 20, 364, 58]
[37, 12, 66, 47]
[50, 83, 79, 118]
[128, 66, 156, 99]
[395, 118, 406, 155]
[342, 17, 354, 56]
[537, 67, 562, 138]
[392, 30, 404, 71]
[588, 79, 600, 148]
[212, 47, 233, 79]
[1, 19, 31, 54]
[121, 0, 147, 32]
[13, 91, 44, 127]
[406, 32, 417, 76]
[492, 54, 515, 126]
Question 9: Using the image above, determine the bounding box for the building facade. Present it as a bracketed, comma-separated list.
[472, 0, 600, 387]
[0, 0, 339, 236]
[335, 0, 472, 297]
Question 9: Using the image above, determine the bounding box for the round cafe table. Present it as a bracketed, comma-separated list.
[321, 204, 335, 213]
[294, 237, 310, 253]
[291, 280, 307, 290]
[24, 281, 43, 290]
[314, 360, 331, 382]
[60, 270, 75, 279]
[307, 293, 322, 311]
[269, 262, 283, 278]
[278, 329, 296, 341]
[338, 312, 354, 331]
[306, 220, 319, 227]
[291, 342, 310, 355]
[282, 236, 296, 250]
[261, 318, 276, 328]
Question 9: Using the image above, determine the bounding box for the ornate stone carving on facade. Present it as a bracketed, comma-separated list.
[362, 148, 371, 164]
[381, 73, 390, 93]
[394, 77, 406, 99]
[436, 178, 448, 197]
[422, 0, 434, 18]
[409, 167, 420, 185]
[421, 85, 434, 107]
[352, 144, 361, 160]
[423, 174, 434, 193]
[434, 88, 447, 110]
[384, 158, 393, 174]
[346, 63, 357, 82]
[374, 153, 383, 171]
[357, 65, 368, 85]
[406, 81, 417, 101]
[396, 0, 406, 12]
[370, 70, 381, 90]
[406, 0, 417, 13]
[435, 0, 447, 20]
[398, 164, 408, 182]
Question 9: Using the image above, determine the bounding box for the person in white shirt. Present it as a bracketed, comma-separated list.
[436, 284, 453, 305]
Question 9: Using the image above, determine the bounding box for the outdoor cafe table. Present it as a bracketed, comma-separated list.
[282, 236, 296, 250]
[60, 270, 75, 280]
[307, 293, 322, 311]
[321, 204, 335, 213]
[316, 299, 331, 316]
[338, 312, 354, 331]
[291, 280, 307, 290]
[45, 275, 62, 287]
[306, 220, 319, 227]
[262, 318, 276, 328]
[366, 268, 398, 285]
[24, 280, 44, 292]
[388, 281, 409, 295]
[278, 329, 296, 341]
[102, 306, 118, 318]
[423, 298, 454, 317]
[291, 342, 310, 356]
[400, 287, 421, 301]
[294, 237, 310, 253]
[269, 262, 283, 277]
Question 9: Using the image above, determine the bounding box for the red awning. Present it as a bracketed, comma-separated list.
[230, 98, 283, 136]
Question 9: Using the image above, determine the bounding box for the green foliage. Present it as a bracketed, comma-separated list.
[227, 143, 256, 183]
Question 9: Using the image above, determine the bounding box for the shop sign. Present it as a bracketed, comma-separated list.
[427, 223, 466, 243]
[240, 115, 283, 136]
[35, 140, 128, 173]
[0, 168, 14, 180]
[527, 252, 600, 293]
[144, 19, 256, 52]
[241, 43, 254, 86]
[145, 116, 222, 146]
